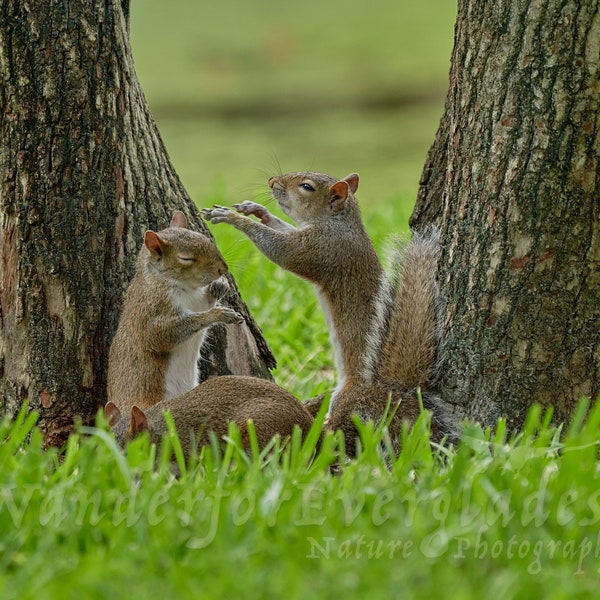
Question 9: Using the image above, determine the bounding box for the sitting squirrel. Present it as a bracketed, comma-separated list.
[107, 210, 243, 414]
[107, 211, 313, 458]
[105, 375, 314, 455]
[203, 172, 459, 455]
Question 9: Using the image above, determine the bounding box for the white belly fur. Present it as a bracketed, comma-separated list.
[163, 284, 217, 400]
[163, 331, 205, 400]
[315, 288, 345, 414]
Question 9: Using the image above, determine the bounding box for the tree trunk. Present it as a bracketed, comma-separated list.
[411, 0, 600, 429]
[0, 0, 275, 447]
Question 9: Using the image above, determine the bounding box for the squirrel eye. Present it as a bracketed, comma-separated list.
[177, 255, 195, 263]
[300, 183, 315, 192]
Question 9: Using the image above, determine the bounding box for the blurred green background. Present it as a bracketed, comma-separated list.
[130, 0, 456, 214]
[129, 1, 456, 394]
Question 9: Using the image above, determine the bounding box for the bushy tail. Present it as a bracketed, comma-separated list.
[376, 226, 442, 388]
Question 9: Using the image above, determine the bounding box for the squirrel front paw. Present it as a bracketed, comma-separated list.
[205, 306, 244, 325]
[234, 201, 269, 221]
[202, 206, 242, 225]
[208, 276, 230, 300]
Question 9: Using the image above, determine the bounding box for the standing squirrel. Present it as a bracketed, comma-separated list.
[203, 172, 458, 455]
[105, 375, 314, 456]
[107, 211, 243, 415]
[204, 172, 386, 405]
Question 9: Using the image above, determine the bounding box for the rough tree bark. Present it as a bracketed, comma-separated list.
[411, 0, 600, 429]
[0, 0, 275, 446]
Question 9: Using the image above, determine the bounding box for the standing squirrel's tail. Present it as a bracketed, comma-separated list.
[376, 226, 442, 388]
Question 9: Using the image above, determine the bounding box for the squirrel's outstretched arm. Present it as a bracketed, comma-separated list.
[234, 201, 296, 232]
[203, 206, 310, 272]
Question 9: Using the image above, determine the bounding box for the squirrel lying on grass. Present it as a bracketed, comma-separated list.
[105, 375, 314, 455]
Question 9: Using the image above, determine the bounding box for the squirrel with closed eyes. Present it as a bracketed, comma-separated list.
[107, 211, 243, 415]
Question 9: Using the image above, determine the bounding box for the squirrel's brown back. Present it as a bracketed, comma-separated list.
[107, 375, 315, 456]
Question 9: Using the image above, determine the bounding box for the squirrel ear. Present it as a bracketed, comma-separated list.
[170, 211, 188, 229]
[130, 406, 149, 435]
[104, 401, 121, 427]
[342, 173, 359, 194]
[329, 181, 350, 213]
[144, 231, 167, 258]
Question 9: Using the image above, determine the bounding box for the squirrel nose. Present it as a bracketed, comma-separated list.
[268, 177, 276, 188]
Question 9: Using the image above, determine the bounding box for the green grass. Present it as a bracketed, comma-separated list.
[3, 398, 600, 599]
[130, 0, 455, 110]
[7, 3, 600, 598]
